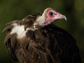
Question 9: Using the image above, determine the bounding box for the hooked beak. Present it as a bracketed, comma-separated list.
[54, 11, 67, 21]
[60, 15, 67, 21]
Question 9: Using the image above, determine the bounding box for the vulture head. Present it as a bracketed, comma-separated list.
[35, 8, 67, 27]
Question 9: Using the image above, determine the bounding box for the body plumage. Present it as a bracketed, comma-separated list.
[3, 8, 82, 63]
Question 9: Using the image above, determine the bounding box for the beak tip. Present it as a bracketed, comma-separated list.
[65, 17, 67, 21]
[63, 15, 67, 21]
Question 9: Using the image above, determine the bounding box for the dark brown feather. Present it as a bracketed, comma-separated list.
[6, 20, 20, 25]
[2, 25, 13, 32]
[5, 33, 18, 61]
[20, 13, 40, 30]
[4, 33, 16, 43]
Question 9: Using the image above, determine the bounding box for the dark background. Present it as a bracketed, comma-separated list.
[0, 0, 84, 63]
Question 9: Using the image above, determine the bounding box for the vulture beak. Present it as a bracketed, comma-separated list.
[54, 11, 67, 21]
[60, 15, 67, 21]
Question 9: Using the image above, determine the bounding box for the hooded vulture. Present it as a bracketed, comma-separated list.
[3, 8, 82, 63]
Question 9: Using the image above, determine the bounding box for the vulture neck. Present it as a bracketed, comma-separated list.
[36, 15, 45, 25]
[35, 9, 48, 25]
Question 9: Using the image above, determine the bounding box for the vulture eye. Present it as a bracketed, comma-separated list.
[49, 12, 53, 16]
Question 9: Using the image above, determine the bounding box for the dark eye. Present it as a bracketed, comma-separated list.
[49, 12, 53, 16]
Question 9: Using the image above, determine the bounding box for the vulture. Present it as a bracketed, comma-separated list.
[3, 8, 82, 63]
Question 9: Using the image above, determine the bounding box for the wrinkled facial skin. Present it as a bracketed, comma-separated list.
[41, 9, 66, 26]
[46, 10, 58, 22]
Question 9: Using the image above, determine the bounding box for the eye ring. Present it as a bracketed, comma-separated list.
[49, 12, 53, 16]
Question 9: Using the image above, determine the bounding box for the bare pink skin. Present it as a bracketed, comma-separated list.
[41, 9, 64, 26]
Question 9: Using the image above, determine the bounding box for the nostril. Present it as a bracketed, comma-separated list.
[55, 14, 57, 15]
[54, 13, 57, 15]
